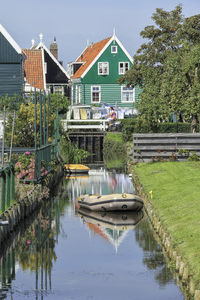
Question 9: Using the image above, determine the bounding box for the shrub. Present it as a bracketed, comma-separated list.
[121, 118, 192, 142]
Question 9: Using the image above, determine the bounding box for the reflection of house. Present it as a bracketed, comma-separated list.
[23, 34, 70, 96]
[0, 24, 25, 97]
[68, 30, 141, 110]
[67, 171, 134, 202]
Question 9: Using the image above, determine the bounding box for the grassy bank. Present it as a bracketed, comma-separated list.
[132, 161, 200, 288]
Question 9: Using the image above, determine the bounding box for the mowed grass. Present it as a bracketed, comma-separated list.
[106, 132, 123, 142]
[132, 161, 200, 285]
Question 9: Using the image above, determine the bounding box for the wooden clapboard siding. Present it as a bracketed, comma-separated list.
[133, 133, 200, 162]
[0, 33, 21, 63]
[73, 83, 140, 108]
[0, 63, 23, 96]
[0, 30, 24, 97]
[71, 34, 141, 108]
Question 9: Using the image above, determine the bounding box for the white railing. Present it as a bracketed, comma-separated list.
[61, 119, 109, 131]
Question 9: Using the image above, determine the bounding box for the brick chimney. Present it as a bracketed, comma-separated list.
[50, 37, 58, 60]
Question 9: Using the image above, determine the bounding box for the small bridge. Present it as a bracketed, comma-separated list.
[61, 119, 109, 131]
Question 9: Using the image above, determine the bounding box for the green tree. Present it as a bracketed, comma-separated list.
[119, 6, 200, 129]
[5, 102, 55, 147]
[0, 94, 24, 111]
[49, 93, 70, 115]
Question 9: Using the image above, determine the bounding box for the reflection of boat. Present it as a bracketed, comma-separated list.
[65, 164, 90, 174]
[78, 208, 143, 252]
[66, 174, 89, 180]
[78, 208, 143, 230]
[78, 193, 143, 212]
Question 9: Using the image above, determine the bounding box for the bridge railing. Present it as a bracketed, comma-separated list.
[61, 119, 109, 131]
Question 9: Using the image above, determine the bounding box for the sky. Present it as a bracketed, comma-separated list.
[1, 0, 200, 68]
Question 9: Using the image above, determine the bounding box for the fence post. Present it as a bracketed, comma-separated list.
[6, 167, 11, 208]
[1, 170, 6, 212]
[43, 92, 46, 146]
[40, 91, 43, 147]
[11, 165, 15, 201]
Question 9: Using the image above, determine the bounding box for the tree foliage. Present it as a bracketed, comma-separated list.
[4, 93, 70, 147]
[119, 5, 200, 129]
[49, 93, 70, 115]
[5, 102, 55, 147]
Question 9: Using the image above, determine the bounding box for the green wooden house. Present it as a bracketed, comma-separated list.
[69, 32, 140, 111]
[0, 24, 25, 97]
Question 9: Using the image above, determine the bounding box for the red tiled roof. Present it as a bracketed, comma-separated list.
[72, 37, 111, 79]
[23, 49, 44, 90]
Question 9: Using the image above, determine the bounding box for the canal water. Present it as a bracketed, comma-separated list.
[0, 169, 185, 300]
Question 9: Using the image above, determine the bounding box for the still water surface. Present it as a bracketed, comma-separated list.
[1, 169, 184, 300]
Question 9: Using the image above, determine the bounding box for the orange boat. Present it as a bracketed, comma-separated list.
[64, 164, 90, 174]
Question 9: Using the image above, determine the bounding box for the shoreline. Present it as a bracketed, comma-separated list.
[129, 161, 200, 300]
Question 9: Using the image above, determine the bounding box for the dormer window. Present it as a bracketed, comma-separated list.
[111, 45, 117, 53]
[98, 62, 109, 75]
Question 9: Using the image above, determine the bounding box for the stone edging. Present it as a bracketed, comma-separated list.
[130, 166, 200, 300]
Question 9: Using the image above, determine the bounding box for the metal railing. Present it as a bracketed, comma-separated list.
[0, 164, 15, 212]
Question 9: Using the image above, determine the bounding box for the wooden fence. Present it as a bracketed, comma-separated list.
[133, 133, 200, 162]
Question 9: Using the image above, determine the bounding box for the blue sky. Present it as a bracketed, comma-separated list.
[1, 0, 200, 67]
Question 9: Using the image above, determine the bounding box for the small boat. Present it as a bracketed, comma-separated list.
[64, 164, 90, 174]
[78, 193, 144, 212]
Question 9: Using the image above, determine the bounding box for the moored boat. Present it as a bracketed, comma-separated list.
[64, 164, 90, 174]
[78, 193, 144, 212]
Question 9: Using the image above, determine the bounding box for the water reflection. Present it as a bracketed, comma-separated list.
[0, 196, 68, 299]
[0, 171, 184, 300]
[78, 209, 143, 253]
[135, 216, 174, 287]
[66, 169, 134, 204]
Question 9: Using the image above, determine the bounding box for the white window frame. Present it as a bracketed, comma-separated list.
[75, 85, 81, 104]
[71, 85, 74, 105]
[119, 62, 129, 75]
[91, 86, 101, 103]
[98, 62, 109, 75]
[111, 45, 118, 54]
[53, 85, 64, 95]
[121, 85, 135, 103]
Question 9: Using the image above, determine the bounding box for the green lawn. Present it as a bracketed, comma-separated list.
[132, 161, 200, 287]
[105, 132, 123, 142]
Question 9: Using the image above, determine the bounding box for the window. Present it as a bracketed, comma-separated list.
[119, 62, 129, 75]
[53, 86, 63, 95]
[91, 86, 101, 103]
[44, 62, 47, 74]
[75, 85, 81, 103]
[121, 86, 135, 103]
[111, 45, 117, 53]
[98, 62, 109, 75]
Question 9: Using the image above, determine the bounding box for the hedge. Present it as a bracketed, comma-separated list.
[120, 119, 193, 142]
